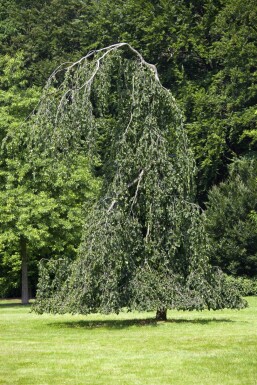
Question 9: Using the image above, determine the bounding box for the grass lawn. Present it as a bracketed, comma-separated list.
[0, 298, 257, 385]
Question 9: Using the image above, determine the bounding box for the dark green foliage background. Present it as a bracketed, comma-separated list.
[206, 157, 257, 277]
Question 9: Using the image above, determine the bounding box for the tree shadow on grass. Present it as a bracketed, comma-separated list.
[49, 317, 234, 330]
[0, 302, 30, 309]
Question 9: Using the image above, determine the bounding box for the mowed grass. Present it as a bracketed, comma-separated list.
[0, 298, 257, 385]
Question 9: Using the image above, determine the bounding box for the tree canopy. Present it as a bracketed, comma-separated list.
[31, 44, 246, 317]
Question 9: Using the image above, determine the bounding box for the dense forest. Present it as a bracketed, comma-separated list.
[0, 0, 257, 300]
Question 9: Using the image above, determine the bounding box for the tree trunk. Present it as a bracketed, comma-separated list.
[20, 236, 29, 305]
[156, 308, 167, 321]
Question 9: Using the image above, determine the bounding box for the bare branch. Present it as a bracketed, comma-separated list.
[130, 169, 144, 211]
[107, 199, 117, 213]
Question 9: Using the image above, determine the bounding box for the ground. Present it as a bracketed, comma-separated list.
[0, 298, 257, 385]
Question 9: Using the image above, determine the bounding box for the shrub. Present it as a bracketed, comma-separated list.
[226, 275, 257, 296]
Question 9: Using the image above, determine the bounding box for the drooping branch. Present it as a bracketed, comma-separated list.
[31, 44, 246, 316]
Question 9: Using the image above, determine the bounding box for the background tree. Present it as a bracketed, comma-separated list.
[206, 157, 257, 277]
[0, 0, 92, 85]
[185, 0, 257, 198]
[0, 51, 98, 301]
[32, 44, 246, 319]
[0, 147, 98, 302]
[0, 52, 41, 301]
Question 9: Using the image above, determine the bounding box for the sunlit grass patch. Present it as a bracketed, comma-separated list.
[0, 297, 256, 385]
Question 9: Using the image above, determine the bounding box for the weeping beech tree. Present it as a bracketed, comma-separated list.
[31, 43, 246, 319]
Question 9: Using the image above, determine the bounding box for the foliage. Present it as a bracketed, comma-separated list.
[1, 0, 257, 195]
[225, 275, 257, 296]
[75, 0, 257, 197]
[0, 140, 99, 297]
[206, 157, 257, 276]
[0, 41, 100, 299]
[0, 52, 41, 297]
[0, 52, 41, 139]
[0, 0, 91, 85]
[1, 0, 257, 298]
[0, 60, 99, 298]
[184, 0, 257, 196]
[32, 44, 245, 315]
